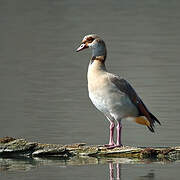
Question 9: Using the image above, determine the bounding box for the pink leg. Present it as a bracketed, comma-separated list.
[116, 121, 122, 147]
[105, 121, 115, 147]
[109, 121, 115, 146]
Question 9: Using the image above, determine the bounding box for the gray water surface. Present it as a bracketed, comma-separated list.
[0, 0, 180, 179]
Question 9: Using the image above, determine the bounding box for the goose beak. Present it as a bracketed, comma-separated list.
[76, 43, 88, 52]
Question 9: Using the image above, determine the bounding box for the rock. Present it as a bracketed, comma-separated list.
[0, 137, 180, 161]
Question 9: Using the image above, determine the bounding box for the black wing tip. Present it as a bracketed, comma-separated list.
[147, 118, 161, 133]
[149, 112, 161, 125]
[147, 125, 155, 133]
[157, 119, 161, 125]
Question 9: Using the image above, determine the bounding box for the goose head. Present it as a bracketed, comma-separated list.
[76, 34, 107, 59]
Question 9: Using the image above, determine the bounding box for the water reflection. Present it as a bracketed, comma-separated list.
[109, 162, 121, 180]
[0, 156, 175, 172]
[0, 157, 37, 172]
[139, 170, 155, 180]
[109, 162, 155, 180]
[2, 157, 179, 180]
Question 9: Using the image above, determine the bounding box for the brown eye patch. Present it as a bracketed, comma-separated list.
[86, 37, 95, 43]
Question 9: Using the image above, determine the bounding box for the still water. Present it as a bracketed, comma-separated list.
[0, 0, 180, 179]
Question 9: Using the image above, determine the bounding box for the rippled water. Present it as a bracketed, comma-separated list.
[0, 0, 180, 179]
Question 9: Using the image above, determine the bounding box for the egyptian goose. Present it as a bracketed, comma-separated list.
[76, 34, 161, 147]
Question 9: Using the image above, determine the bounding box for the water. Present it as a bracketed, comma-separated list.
[0, 0, 180, 179]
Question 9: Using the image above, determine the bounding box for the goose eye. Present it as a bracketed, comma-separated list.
[87, 37, 94, 43]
